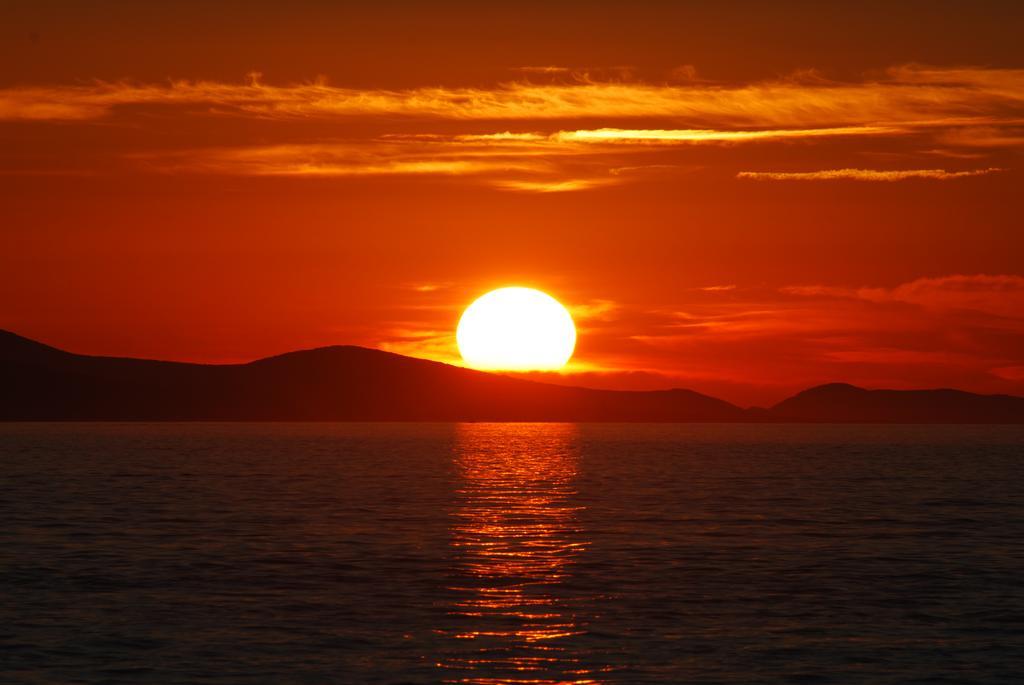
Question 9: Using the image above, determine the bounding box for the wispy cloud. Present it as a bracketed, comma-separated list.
[144, 142, 548, 178]
[569, 299, 619, 321]
[3, 66, 1020, 187]
[737, 167, 1003, 181]
[935, 126, 1024, 148]
[557, 126, 902, 143]
[136, 124, 937, 189]
[2, 66, 1022, 127]
[783, 274, 1024, 318]
[610, 275, 1024, 400]
[376, 328, 461, 365]
[409, 282, 453, 293]
[992, 366, 1024, 381]
[490, 178, 616, 192]
[510, 66, 572, 75]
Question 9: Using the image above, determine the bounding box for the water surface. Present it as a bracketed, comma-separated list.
[2, 423, 1023, 683]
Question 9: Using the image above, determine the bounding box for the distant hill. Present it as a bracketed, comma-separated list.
[769, 382, 1024, 424]
[2, 331, 1022, 423]
[0, 330, 743, 421]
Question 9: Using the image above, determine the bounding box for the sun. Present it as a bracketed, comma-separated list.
[457, 287, 576, 371]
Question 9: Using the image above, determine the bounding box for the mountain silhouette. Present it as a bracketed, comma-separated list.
[2, 330, 1022, 422]
[0, 330, 742, 421]
[769, 382, 1024, 423]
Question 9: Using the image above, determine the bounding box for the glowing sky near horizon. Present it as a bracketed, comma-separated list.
[1, 0, 1023, 405]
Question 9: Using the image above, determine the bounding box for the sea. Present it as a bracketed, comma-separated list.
[2, 422, 1023, 684]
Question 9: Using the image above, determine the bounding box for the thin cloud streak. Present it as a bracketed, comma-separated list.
[144, 142, 549, 178]
[491, 178, 616, 192]
[783, 274, 1024, 318]
[738, 167, 1004, 181]
[556, 126, 902, 143]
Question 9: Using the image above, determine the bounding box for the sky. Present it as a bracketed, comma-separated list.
[2, 0, 1023, 406]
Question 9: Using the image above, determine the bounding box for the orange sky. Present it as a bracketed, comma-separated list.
[2, 1, 1023, 406]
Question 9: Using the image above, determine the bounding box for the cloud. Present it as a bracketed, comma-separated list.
[557, 126, 902, 143]
[783, 274, 1024, 318]
[602, 275, 1024, 393]
[2, 65, 1022, 128]
[510, 66, 572, 75]
[376, 328, 461, 365]
[992, 366, 1024, 382]
[637, 279, 1024, 399]
[141, 138, 624, 191]
[568, 299, 619, 321]
[409, 282, 452, 293]
[668, 65, 701, 82]
[489, 178, 616, 192]
[737, 167, 1003, 181]
[935, 126, 1024, 148]
[4, 66, 1021, 187]
[452, 132, 549, 142]
[136, 124, 929, 189]
[867, 274, 1024, 318]
[144, 142, 549, 178]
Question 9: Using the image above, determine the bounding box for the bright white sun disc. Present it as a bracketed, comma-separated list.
[457, 287, 576, 371]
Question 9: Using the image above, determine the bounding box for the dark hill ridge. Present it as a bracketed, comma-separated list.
[0, 330, 742, 421]
[2, 330, 1022, 422]
[770, 382, 1024, 423]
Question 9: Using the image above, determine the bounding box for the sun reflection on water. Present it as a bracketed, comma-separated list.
[439, 423, 603, 685]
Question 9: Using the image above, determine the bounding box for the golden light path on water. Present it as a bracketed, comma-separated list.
[439, 424, 605, 684]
